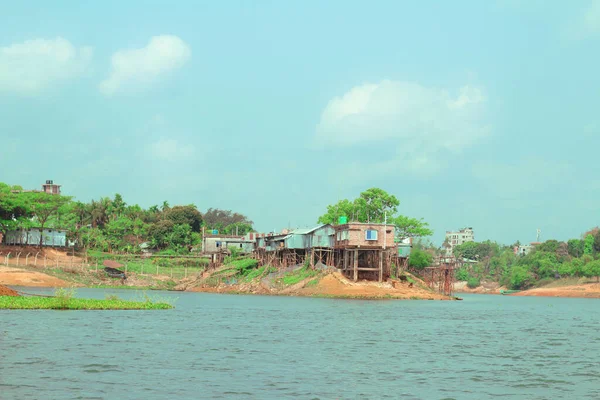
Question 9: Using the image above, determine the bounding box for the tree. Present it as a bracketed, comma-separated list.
[567, 239, 584, 258]
[594, 232, 600, 254]
[317, 199, 357, 225]
[90, 198, 111, 228]
[0, 183, 32, 233]
[391, 215, 433, 239]
[353, 188, 399, 223]
[164, 205, 203, 232]
[148, 220, 175, 249]
[583, 260, 600, 282]
[509, 266, 534, 290]
[108, 193, 126, 221]
[27, 192, 72, 247]
[453, 241, 479, 260]
[203, 208, 253, 234]
[584, 234, 594, 255]
[317, 188, 432, 240]
[408, 247, 432, 270]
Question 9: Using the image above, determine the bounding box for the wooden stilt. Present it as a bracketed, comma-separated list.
[378, 250, 383, 282]
[353, 249, 358, 281]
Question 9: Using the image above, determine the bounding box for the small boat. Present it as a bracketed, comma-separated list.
[500, 289, 520, 295]
[104, 266, 126, 279]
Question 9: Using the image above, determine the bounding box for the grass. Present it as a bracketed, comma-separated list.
[0, 296, 173, 310]
[0, 288, 173, 310]
[280, 266, 319, 286]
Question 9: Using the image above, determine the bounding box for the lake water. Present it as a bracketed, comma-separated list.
[1, 288, 599, 400]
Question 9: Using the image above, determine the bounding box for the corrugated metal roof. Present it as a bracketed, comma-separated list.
[289, 224, 328, 235]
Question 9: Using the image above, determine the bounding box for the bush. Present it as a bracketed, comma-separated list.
[466, 277, 480, 288]
[409, 248, 432, 270]
[509, 266, 534, 290]
[456, 267, 470, 281]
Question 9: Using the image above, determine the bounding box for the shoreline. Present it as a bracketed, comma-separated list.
[0, 265, 454, 301]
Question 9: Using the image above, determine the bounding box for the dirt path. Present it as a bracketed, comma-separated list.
[0, 266, 72, 287]
[510, 283, 600, 298]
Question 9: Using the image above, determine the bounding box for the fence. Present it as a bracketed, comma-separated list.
[0, 250, 207, 280]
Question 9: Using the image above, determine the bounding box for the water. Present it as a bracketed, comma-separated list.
[1, 289, 599, 400]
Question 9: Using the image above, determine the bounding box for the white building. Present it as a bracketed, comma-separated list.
[445, 227, 474, 255]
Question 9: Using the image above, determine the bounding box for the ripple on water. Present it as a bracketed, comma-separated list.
[2, 290, 600, 399]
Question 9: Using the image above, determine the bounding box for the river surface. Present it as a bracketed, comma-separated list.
[1, 288, 599, 399]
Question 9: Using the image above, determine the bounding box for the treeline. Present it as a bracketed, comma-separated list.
[0, 183, 254, 254]
[452, 229, 600, 290]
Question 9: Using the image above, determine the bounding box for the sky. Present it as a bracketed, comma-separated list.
[1, 0, 599, 246]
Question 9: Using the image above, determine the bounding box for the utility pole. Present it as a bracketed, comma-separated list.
[383, 212, 387, 250]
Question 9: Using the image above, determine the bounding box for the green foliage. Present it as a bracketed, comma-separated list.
[466, 277, 480, 289]
[584, 234, 594, 255]
[317, 188, 432, 239]
[509, 266, 535, 290]
[163, 205, 203, 232]
[54, 287, 76, 308]
[408, 248, 432, 270]
[0, 181, 253, 255]
[391, 215, 433, 239]
[456, 267, 470, 281]
[567, 239, 584, 258]
[203, 208, 254, 235]
[0, 294, 173, 310]
[583, 260, 600, 280]
[280, 266, 319, 286]
[535, 240, 560, 253]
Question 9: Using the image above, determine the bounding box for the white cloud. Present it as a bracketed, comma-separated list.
[99, 35, 191, 96]
[316, 80, 489, 172]
[148, 138, 195, 161]
[0, 37, 92, 94]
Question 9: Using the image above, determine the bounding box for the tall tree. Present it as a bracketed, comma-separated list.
[392, 215, 433, 239]
[164, 205, 203, 233]
[27, 192, 72, 247]
[317, 188, 432, 239]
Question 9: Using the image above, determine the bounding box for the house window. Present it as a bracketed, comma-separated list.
[365, 230, 378, 241]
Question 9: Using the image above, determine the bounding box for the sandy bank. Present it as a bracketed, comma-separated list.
[188, 271, 452, 300]
[509, 283, 600, 298]
[0, 266, 73, 287]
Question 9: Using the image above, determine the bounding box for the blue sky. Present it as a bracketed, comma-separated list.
[1, 0, 599, 245]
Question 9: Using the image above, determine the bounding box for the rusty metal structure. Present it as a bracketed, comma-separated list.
[424, 255, 461, 296]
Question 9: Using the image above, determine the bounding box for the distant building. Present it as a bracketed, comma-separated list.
[202, 235, 255, 254]
[445, 227, 474, 255]
[11, 179, 62, 195]
[42, 180, 61, 195]
[3, 228, 68, 247]
[514, 242, 540, 256]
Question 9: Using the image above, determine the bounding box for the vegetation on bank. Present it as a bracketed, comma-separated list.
[448, 229, 600, 290]
[0, 181, 254, 254]
[0, 288, 173, 310]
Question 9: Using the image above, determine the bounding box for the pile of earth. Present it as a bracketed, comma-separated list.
[0, 284, 19, 296]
